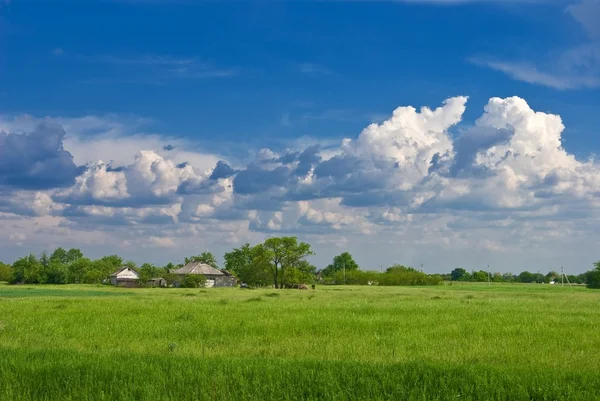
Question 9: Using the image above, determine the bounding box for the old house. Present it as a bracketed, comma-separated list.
[147, 277, 167, 287]
[110, 267, 140, 287]
[170, 262, 237, 287]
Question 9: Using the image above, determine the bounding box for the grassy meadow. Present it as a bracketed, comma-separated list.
[0, 282, 599, 400]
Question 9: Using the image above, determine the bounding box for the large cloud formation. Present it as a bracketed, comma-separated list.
[1, 96, 599, 270]
[0, 120, 84, 190]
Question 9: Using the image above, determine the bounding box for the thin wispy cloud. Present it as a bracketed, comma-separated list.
[470, 0, 600, 90]
[567, 0, 600, 38]
[80, 53, 239, 82]
[82, 54, 196, 66]
[297, 62, 332, 76]
[468, 58, 599, 90]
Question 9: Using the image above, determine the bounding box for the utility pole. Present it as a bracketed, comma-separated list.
[343, 260, 346, 285]
[561, 266, 564, 287]
[421, 263, 423, 273]
[561, 266, 572, 287]
[487, 264, 490, 286]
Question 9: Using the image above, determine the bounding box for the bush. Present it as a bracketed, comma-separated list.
[322, 266, 442, 287]
[181, 274, 207, 288]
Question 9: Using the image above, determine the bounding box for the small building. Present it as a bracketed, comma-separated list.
[110, 267, 140, 287]
[170, 262, 237, 287]
[147, 277, 167, 287]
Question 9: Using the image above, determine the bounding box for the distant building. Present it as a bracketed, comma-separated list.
[170, 262, 237, 287]
[110, 267, 140, 287]
[147, 277, 167, 287]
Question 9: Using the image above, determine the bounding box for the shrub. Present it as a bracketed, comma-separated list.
[322, 266, 442, 287]
[181, 274, 207, 288]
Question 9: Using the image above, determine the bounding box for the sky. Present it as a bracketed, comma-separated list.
[0, 0, 599, 273]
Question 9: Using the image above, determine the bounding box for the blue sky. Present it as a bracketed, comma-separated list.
[1, 0, 599, 273]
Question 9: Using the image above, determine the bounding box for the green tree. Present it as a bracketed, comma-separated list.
[544, 271, 559, 283]
[518, 271, 536, 283]
[138, 263, 160, 285]
[255, 237, 313, 289]
[586, 262, 600, 289]
[185, 252, 219, 269]
[46, 261, 69, 284]
[492, 272, 503, 282]
[10, 254, 43, 284]
[81, 258, 118, 284]
[0, 262, 12, 282]
[450, 268, 467, 281]
[68, 257, 93, 284]
[382, 265, 442, 286]
[65, 248, 84, 263]
[50, 247, 69, 264]
[472, 270, 488, 282]
[502, 273, 514, 282]
[224, 244, 270, 287]
[101, 255, 124, 270]
[284, 260, 317, 287]
[322, 252, 359, 277]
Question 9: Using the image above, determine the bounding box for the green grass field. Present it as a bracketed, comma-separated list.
[1, 282, 599, 400]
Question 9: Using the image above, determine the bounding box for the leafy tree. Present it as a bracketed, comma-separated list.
[284, 260, 317, 287]
[50, 248, 69, 264]
[65, 248, 84, 263]
[502, 273, 514, 282]
[450, 268, 467, 281]
[518, 271, 537, 283]
[46, 261, 69, 284]
[138, 263, 160, 285]
[472, 270, 488, 282]
[39, 251, 50, 268]
[185, 252, 219, 269]
[586, 262, 600, 289]
[382, 265, 442, 286]
[10, 254, 43, 284]
[100, 255, 124, 270]
[545, 271, 559, 283]
[322, 252, 359, 277]
[224, 244, 270, 287]
[0, 262, 12, 282]
[255, 237, 313, 288]
[81, 259, 117, 284]
[67, 257, 93, 284]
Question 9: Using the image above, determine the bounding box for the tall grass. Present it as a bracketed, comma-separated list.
[1, 283, 599, 400]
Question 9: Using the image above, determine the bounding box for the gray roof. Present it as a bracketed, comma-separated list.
[170, 262, 224, 276]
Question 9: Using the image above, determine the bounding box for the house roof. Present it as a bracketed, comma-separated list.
[109, 266, 140, 278]
[170, 262, 224, 276]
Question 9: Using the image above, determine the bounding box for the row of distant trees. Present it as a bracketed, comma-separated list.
[0, 237, 317, 288]
[1, 238, 600, 289]
[446, 268, 589, 285]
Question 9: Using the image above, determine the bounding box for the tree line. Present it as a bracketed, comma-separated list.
[446, 268, 590, 285]
[1, 238, 600, 289]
